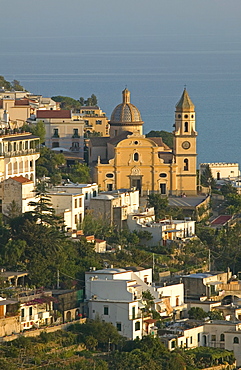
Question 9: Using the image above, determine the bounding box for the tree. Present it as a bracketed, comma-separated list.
[51, 95, 81, 111]
[11, 79, 24, 91]
[22, 120, 45, 144]
[201, 165, 215, 188]
[63, 162, 91, 184]
[146, 130, 173, 149]
[147, 193, 168, 220]
[188, 307, 208, 320]
[28, 181, 63, 227]
[5, 200, 21, 219]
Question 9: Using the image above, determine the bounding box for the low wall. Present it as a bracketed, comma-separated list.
[0, 318, 86, 343]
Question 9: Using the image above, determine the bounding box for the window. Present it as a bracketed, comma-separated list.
[93, 190, 97, 197]
[85, 193, 88, 200]
[96, 120, 102, 125]
[73, 128, 79, 137]
[75, 199, 78, 208]
[72, 142, 79, 148]
[171, 340, 176, 349]
[184, 122, 188, 132]
[52, 142, 59, 148]
[25, 141, 28, 150]
[160, 183, 166, 194]
[184, 114, 188, 118]
[186, 338, 188, 347]
[184, 158, 189, 171]
[159, 173, 167, 178]
[79, 214, 82, 224]
[132, 306, 135, 319]
[116, 322, 122, 331]
[104, 306, 109, 315]
[107, 183, 113, 191]
[75, 215, 78, 224]
[220, 334, 225, 342]
[176, 296, 179, 306]
[21, 308, 24, 318]
[79, 198, 82, 207]
[29, 307, 32, 316]
[198, 333, 200, 342]
[211, 335, 216, 342]
[178, 114, 181, 118]
[233, 337, 239, 344]
[13, 142, 16, 151]
[190, 336, 192, 344]
[106, 173, 114, 178]
[53, 128, 59, 137]
[135, 321, 141, 331]
[133, 152, 139, 162]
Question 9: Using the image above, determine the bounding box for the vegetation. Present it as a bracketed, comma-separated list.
[51, 94, 98, 110]
[22, 120, 46, 144]
[146, 130, 173, 149]
[0, 325, 233, 369]
[0, 76, 25, 91]
[147, 193, 184, 220]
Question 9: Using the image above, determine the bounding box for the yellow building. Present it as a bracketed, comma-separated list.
[73, 106, 109, 137]
[88, 88, 197, 196]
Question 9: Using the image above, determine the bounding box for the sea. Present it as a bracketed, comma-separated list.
[1, 34, 241, 165]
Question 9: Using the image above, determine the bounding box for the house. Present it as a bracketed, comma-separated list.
[48, 191, 85, 231]
[182, 271, 232, 300]
[2, 176, 36, 216]
[85, 267, 185, 340]
[127, 211, 196, 246]
[52, 289, 84, 323]
[53, 182, 98, 209]
[72, 106, 109, 137]
[200, 162, 240, 181]
[36, 110, 84, 163]
[0, 131, 40, 184]
[89, 188, 139, 228]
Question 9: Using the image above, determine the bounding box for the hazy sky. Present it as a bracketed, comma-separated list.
[1, 0, 241, 41]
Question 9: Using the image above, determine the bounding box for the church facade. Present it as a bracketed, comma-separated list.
[87, 88, 197, 196]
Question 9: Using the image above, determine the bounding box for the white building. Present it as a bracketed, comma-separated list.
[53, 183, 98, 209]
[127, 212, 195, 246]
[200, 162, 240, 180]
[89, 189, 139, 228]
[36, 110, 84, 161]
[85, 267, 185, 340]
[49, 191, 85, 231]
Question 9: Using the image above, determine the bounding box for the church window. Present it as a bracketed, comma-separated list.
[217, 172, 220, 180]
[134, 141, 139, 145]
[184, 159, 189, 171]
[178, 114, 181, 118]
[159, 173, 167, 178]
[184, 122, 188, 132]
[133, 152, 139, 162]
[160, 184, 166, 194]
[107, 184, 113, 191]
[233, 337, 239, 344]
[191, 114, 194, 118]
[106, 173, 114, 178]
[184, 114, 188, 118]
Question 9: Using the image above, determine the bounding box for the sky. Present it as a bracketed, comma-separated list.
[1, 0, 241, 41]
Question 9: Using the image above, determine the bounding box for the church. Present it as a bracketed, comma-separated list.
[87, 88, 197, 196]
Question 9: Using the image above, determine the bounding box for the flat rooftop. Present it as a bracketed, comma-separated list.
[168, 196, 208, 208]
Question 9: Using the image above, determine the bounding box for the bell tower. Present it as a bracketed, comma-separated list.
[173, 88, 197, 196]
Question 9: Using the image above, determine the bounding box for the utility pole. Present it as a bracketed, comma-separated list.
[57, 269, 60, 289]
[208, 249, 211, 272]
[153, 253, 155, 275]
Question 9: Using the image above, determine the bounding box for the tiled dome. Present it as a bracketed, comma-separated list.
[110, 89, 143, 124]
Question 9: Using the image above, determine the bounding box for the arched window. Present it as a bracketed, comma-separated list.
[184, 122, 188, 132]
[233, 337, 239, 344]
[220, 334, 225, 342]
[134, 152, 139, 162]
[217, 172, 220, 180]
[184, 158, 189, 171]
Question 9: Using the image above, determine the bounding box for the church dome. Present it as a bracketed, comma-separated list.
[110, 89, 143, 124]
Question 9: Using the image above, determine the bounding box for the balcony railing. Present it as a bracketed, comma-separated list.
[4, 148, 40, 157]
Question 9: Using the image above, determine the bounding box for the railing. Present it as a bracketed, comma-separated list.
[4, 148, 40, 157]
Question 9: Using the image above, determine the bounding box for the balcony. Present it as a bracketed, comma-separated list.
[38, 311, 50, 320]
[4, 148, 40, 157]
[72, 134, 80, 138]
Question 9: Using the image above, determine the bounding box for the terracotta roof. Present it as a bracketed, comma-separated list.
[36, 110, 71, 119]
[11, 176, 33, 184]
[211, 215, 232, 226]
[148, 137, 171, 150]
[95, 239, 105, 243]
[108, 131, 133, 145]
[14, 99, 30, 106]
